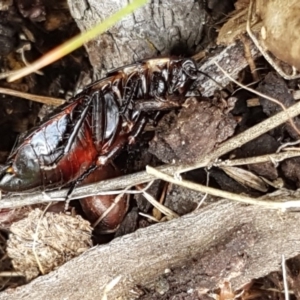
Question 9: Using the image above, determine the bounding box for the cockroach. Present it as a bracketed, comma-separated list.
[80, 164, 128, 234]
[0, 57, 199, 194]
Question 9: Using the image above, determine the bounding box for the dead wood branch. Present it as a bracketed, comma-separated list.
[1, 200, 300, 299]
[198, 40, 260, 97]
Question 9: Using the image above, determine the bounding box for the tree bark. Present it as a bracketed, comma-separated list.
[67, 0, 207, 77]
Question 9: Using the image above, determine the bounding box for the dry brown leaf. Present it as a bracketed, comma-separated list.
[255, 0, 300, 71]
[220, 166, 268, 192]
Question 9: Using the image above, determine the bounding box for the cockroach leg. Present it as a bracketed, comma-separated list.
[64, 163, 98, 210]
[63, 95, 94, 155]
[128, 115, 148, 145]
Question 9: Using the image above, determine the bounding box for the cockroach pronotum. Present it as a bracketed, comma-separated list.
[0, 57, 199, 194]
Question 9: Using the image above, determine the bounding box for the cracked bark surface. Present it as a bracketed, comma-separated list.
[67, 0, 206, 77]
[1, 199, 300, 299]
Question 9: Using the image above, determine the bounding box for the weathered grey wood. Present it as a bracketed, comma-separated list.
[67, 0, 206, 78]
[198, 40, 260, 97]
[1, 200, 300, 299]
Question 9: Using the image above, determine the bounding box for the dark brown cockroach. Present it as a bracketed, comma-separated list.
[0, 57, 199, 193]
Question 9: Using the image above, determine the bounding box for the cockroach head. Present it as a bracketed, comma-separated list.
[168, 58, 199, 95]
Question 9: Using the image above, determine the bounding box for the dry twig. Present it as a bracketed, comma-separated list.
[0, 87, 65, 106]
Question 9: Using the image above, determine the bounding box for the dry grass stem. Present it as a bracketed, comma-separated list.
[282, 255, 290, 300]
[92, 192, 126, 228]
[246, 97, 260, 107]
[0, 271, 23, 277]
[146, 166, 300, 210]
[277, 140, 300, 152]
[141, 191, 179, 219]
[196, 170, 210, 210]
[241, 34, 259, 81]
[0, 69, 25, 80]
[32, 203, 52, 275]
[138, 212, 160, 223]
[282, 147, 300, 152]
[0, 87, 65, 106]
[214, 151, 300, 167]
[7, 0, 148, 82]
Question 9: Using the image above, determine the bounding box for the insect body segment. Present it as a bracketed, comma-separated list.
[0, 57, 198, 192]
